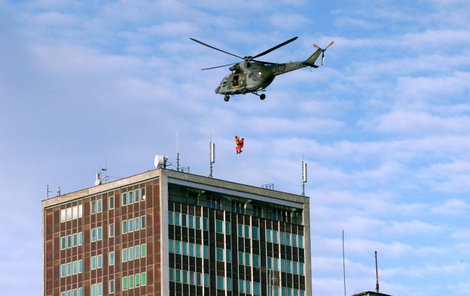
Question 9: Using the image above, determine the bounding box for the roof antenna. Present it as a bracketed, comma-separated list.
[375, 250, 380, 293]
[46, 184, 52, 199]
[301, 158, 308, 196]
[209, 140, 215, 178]
[176, 131, 180, 171]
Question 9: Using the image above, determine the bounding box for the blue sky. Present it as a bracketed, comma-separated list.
[1, 0, 470, 295]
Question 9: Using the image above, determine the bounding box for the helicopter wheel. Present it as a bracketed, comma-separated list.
[260, 94, 266, 100]
[224, 95, 230, 102]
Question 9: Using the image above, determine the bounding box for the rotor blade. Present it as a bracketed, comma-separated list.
[324, 40, 335, 50]
[252, 59, 277, 65]
[201, 62, 237, 71]
[252, 36, 298, 59]
[190, 38, 244, 60]
[313, 40, 335, 51]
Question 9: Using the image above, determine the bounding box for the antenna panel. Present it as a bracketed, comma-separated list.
[210, 142, 215, 164]
[154, 155, 167, 168]
[302, 161, 308, 183]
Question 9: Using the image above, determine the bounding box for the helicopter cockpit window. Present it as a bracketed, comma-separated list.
[232, 74, 240, 87]
[222, 78, 227, 86]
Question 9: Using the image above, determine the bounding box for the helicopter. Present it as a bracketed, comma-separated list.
[190, 36, 334, 102]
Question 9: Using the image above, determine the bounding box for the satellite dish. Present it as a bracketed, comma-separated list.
[95, 172, 102, 186]
[154, 154, 168, 168]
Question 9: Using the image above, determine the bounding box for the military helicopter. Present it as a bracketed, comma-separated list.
[190, 36, 334, 102]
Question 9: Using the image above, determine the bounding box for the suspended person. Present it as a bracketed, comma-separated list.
[235, 136, 245, 154]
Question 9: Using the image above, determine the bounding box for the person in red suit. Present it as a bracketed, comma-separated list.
[235, 136, 244, 154]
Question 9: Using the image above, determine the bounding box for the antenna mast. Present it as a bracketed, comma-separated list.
[209, 141, 215, 178]
[301, 160, 308, 196]
[176, 132, 180, 171]
[375, 250, 380, 293]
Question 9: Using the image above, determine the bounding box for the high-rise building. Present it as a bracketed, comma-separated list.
[42, 169, 312, 296]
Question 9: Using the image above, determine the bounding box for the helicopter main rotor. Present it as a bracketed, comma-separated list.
[190, 36, 299, 70]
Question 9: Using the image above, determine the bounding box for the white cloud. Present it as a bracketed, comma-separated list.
[372, 110, 470, 136]
[388, 219, 443, 235]
[431, 198, 470, 215]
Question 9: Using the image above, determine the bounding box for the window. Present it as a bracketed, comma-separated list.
[217, 248, 224, 261]
[91, 199, 102, 214]
[109, 196, 114, 210]
[188, 215, 194, 228]
[253, 254, 259, 267]
[226, 277, 232, 291]
[109, 223, 114, 238]
[135, 217, 140, 230]
[62, 233, 84, 249]
[60, 205, 83, 222]
[203, 217, 208, 230]
[61, 288, 82, 296]
[60, 259, 82, 277]
[122, 220, 128, 234]
[122, 192, 127, 206]
[129, 274, 135, 289]
[122, 248, 128, 262]
[141, 216, 146, 229]
[135, 189, 140, 202]
[91, 227, 102, 242]
[61, 264, 66, 277]
[129, 246, 135, 260]
[174, 212, 180, 225]
[216, 220, 223, 233]
[254, 282, 261, 295]
[135, 245, 141, 259]
[109, 279, 115, 294]
[141, 272, 147, 286]
[129, 219, 134, 232]
[128, 191, 134, 204]
[252, 226, 259, 240]
[91, 255, 102, 270]
[135, 273, 141, 287]
[91, 282, 102, 296]
[168, 211, 173, 225]
[266, 229, 272, 242]
[225, 221, 231, 235]
[109, 251, 115, 266]
[245, 280, 251, 294]
[217, 276, 225, 290]
[122, 277, 128, 291]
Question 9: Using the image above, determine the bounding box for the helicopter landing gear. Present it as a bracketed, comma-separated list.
[224, 95, 230, 102]
[254, 92, 266, 100]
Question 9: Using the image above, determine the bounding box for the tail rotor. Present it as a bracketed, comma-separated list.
[313, 41, 334, 65]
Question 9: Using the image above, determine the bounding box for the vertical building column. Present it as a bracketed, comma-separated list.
[303, 198, 312, 296]
[160, 171, 169, 296]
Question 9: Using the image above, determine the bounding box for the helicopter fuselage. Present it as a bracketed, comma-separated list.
[215, 60, 310, 96]
[190, 36, 332, 101]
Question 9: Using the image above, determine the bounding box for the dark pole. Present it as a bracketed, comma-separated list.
[375, 251, 380, 293]
[342, 230, 347, 296]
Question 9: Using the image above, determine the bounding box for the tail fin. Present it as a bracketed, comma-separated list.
[304, 49, 322, 68]
[304, 41, 334, 67]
